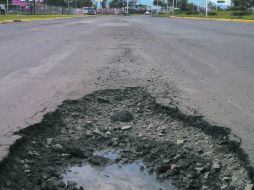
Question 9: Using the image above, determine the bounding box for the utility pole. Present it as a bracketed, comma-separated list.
[33, 0, 35, 15]
[157, 0, 159, 6]
[68, 0, 70, 14]
[171, 0, 174, 15]
[126, 0, 128, 14]
[205, 0, 208, 16]
[6, 0, 9, 12]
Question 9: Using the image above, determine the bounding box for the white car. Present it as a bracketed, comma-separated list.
[144, 11, 150, 15]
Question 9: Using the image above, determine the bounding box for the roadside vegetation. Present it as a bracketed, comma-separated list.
[0, 14, 83, 22]
[154, 10, 254, 20]
[152, 0, 254, 20]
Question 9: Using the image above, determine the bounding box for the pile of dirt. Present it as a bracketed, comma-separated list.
[0, 88, 253, 190]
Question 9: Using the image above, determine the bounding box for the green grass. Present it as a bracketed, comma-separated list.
[0, 14, 83, 22]
[153, 10, 254, 20]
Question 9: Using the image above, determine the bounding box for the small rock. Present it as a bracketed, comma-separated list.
[173, 154, 183, 161]
[105, 131, 111, 135]
[171, 164, 177, 170]
[28, 151, 40, 157]
[82, 121, 93, 128]
[24, 164, 30, 169]
[196, 167, 205, 173]
[61, 153, 70, 157]
[53, 144, 63, 151]
[222, 177, 231, 182]
[46, 138, 53, 145]
[121, 126, 132, 130]
[97, 97, 110, 103]
[44, 166, 57, 174]
[139, 166, 145, 171]
[157, 164, 170, 174]
[228, 134, 241, 144]
[197, 148, 203, 154]
[5, 180, 12, 187]
[212, 161, 221, 171]
[204, 172, 210, 180]
[67, 180, 77, 187]
[88, 156, 109, 166]
[68, 147, 85, 158]
[111, 111, 134, 122]
[57, 181, 66, 188]
[176, 139, 185, 145]
[162, 159, 170, 164]
[159, 133, 165, 137]
[245, 184, 254, 190]
[221, 184, 228, 190]
[41, 182, 47, 189]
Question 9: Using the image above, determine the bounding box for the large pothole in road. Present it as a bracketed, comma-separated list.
[0, 88, 253, 190]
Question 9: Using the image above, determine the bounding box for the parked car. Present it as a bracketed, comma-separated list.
[144, 11, 150, 15]
[0, 4, 6, 15]
[83, 7, 95, 15]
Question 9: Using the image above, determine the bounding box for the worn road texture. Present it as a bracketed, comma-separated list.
[0, 16, 254, 168]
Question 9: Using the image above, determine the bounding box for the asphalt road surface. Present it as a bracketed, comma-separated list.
[0, 16, 254, 165]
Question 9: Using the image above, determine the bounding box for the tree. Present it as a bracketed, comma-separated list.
[233, 0, 253, 8]
[178, 0, 188, 10]
[110, 0, 125, 8]
[45, 0, 65, 7]
[153, 0, 166, 6]
[76, 0, 92, 7]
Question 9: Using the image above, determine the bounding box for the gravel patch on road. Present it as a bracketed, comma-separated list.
[0, 88, 253, 190]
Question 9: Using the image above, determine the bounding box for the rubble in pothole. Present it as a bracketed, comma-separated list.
[0, 87, 253, 190]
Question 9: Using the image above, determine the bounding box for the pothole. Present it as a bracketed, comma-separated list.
[62, 149, 175, 190]
[0, 87, 253, 190]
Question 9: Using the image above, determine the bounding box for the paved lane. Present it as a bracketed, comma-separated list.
[136, 16, 254, 165]
[1, 16, 254, 166]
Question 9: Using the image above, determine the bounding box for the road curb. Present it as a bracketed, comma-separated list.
[171, 16, 254, 23]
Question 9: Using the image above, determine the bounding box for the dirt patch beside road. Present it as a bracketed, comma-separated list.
[0, 88, 253, 190]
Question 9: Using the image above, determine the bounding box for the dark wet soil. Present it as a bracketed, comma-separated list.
[0, 88, 253, 190]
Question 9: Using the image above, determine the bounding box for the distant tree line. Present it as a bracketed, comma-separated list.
[153, 0, 253, 11]
[44, 0, 93, 8]
[153, 0, 198, 12]
[233, 0, 254, 9]
[109, 0, 135, 8]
